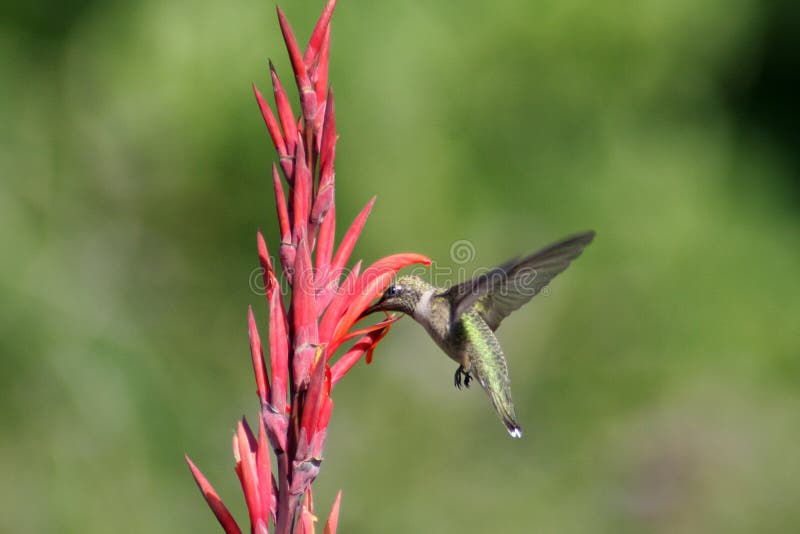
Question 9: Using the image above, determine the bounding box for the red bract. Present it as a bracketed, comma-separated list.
[186, 2, 431, 533]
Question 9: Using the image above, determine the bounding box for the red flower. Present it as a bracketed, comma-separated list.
[186, 2, 430, 532]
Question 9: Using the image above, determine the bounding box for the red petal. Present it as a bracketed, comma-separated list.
[267, 269, 289, 413]
[328, 197, 375, 284]
[296, 488, 317, 534]
[235, 420, 263, 527]
[330, 253, 430, 352]
[277, 6, 317, 126]
[252, 82, 287, 157]
[292, 236, 319, 389]
[314, 203, 335, 293]
[323, 491, 342, 534]
[318, 90, 337, 191]
[330, 324, 390, 385]
[313, 26, 331, 135]
[271, 165, 291, 243]
[318, 260, 362, 346]
[299, 354, 328, 446]
[334, 314, 398, 345]
[304, 0, 337, 67]
[247, 306, 269, 406]
[365, 321, 392, 364]
[269, 60, 298, 157]
[292, 138, 312, 241]
[256, 416, 274, 523]
[316, 395, 333, 436]
[185, 455, 243, 534]
[256, 231, 275, 296]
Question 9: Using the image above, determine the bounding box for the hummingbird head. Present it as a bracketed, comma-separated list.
[360, 275, 433, 318]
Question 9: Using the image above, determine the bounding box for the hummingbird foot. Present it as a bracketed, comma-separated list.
[454, 366, 472, 390]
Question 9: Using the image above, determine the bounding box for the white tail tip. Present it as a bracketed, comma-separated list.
[508, 427, 523, 438]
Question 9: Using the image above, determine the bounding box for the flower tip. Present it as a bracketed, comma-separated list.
[323, 490, 342, 534]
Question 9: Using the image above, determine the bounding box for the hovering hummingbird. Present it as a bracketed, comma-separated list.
[360, 231, 595, 438]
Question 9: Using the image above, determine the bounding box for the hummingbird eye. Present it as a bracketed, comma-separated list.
[386, 284, 400, 297]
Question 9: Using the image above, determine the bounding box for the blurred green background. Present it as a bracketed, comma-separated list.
[2, 0, 799, 532]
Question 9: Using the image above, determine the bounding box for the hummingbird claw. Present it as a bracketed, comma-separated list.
[454, 366, 472, 390]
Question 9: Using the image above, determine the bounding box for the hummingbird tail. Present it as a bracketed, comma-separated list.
[503, 416, 523, 439]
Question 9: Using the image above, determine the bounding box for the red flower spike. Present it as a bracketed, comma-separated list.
[271, 165, 291, 243]
[186, 455, 243, 534]
[276, 6, 317, 128]
[327, 197, 375, 287]
[323, 491, 342, 534]
[291, 236, 319, 389]
[256, 416, 275, 524]
[317, 260, 363, 345]
[303, 0, 337, 68]
[248, 306, 270, 406]
[253, 82, 288, 158]
[269, 60, 298, 158]
[193, 4, 434, 532]
[234, 420, 263, 530]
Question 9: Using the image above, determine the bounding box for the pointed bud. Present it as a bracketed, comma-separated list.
[292, 137, 312, 242]
[271, 164, 291, 244]
[269, 60, 298, 157]
[234, 419, 263, 529]
[247, 306, 269, 406]
[256, 416, 275, 523]
[253, 82, 288, 157]
[304, 0, 337, 67]
[323, 491, 342, 534]
[328, 197, 375, 286]
[314, 204, 336, 298]
[186, 455, 243, 534]
[277, 7, 317, 127]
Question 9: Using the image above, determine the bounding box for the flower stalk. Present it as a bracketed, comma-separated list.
[186, 2, 430, 532]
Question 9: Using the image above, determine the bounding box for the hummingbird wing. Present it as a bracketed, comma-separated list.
[444, 231, 595, 330]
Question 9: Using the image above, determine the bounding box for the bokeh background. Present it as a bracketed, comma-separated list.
[2, 0, 799, 532]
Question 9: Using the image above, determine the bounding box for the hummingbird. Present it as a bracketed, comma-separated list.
[360, 231, 595, 438]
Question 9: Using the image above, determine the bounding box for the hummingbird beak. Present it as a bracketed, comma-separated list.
[358, 300, 384, 320]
